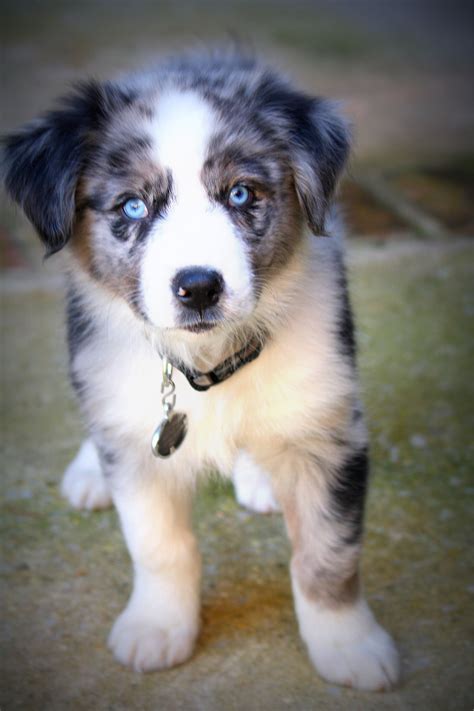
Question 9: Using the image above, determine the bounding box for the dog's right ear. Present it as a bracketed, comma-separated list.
[2, 81, 134, 256]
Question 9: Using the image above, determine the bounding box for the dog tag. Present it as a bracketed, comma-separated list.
[151, 412, 188, 458]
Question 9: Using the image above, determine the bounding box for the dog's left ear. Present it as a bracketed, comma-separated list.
[260, 78, 350, 235]
[286, 96, 350, 235]
[293, 99, 350, 234]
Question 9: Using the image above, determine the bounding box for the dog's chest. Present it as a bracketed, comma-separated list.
[74, 270, 346, 472]
[81, 336, 307, 462]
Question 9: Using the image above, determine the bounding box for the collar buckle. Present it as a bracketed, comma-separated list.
[176, 336, 264, 392]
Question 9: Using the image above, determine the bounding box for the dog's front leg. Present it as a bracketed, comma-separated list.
[108, 468, 201, 672]
[276, 447, 400, 691]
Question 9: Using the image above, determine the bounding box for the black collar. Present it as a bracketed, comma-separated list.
[171, 335, 264, 391]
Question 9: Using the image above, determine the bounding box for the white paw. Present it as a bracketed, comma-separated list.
[310, 615, 400, 691]
[108, 606, 198, 672]
[233, 451, 280, 513]
[293, 583, 400, 691]
[61, 438, 112, 511]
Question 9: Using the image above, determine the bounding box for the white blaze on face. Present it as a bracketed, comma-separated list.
[140, 90, 255, 329]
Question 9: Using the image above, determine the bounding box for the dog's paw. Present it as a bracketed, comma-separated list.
[294, 586, 400, 691]
[233, 451, 280, 513]
[61, 439, 112, 511]
[108, 607, 198, 672]
[308, 616, 400, 691]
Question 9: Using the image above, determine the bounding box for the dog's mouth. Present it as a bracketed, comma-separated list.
[180, 321, 218, 334]
[176, 306, 224, 334]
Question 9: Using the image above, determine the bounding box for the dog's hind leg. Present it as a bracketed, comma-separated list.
[61, 437, 112, 510]
[233, 450, 281, 514]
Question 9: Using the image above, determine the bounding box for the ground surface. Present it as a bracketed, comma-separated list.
[2, 239, 473, 710]
[1, 1, 474, 709]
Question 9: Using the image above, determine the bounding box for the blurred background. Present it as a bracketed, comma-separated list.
[2, 0, 474, 263]
[1, 2, 473, 710]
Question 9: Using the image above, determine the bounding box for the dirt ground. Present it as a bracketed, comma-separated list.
[1, 2, 473, 709]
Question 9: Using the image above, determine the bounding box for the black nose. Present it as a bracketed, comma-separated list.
[172, 268, 224, 312]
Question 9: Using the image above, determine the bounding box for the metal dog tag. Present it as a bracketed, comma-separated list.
[151, 412, 188, 458]
[151, 356, 187, 458]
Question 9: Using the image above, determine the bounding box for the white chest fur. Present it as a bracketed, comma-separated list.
[69, 236, 353, 481]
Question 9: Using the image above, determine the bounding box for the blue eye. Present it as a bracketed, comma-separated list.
[228, 184, 252, 207]
[122, 198, 148, 220]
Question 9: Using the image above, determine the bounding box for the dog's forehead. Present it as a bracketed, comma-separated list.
[149, 90, 216, 177]
[95, 81, 288, 204]
[101, 88, 222, 197]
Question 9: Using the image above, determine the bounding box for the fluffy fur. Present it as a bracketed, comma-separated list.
[2, 50, 399, 689]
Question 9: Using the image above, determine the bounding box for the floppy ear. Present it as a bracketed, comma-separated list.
[258, 76, 350, 235]
[2, 81, 133, 255]
[289, 97, 351, 235]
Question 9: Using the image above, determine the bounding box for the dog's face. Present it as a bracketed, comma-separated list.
[77, 88, 302, 333]
[3, 54, 350, 334]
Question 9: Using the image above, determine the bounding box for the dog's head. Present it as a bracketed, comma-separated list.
[3, 53, 349, 333]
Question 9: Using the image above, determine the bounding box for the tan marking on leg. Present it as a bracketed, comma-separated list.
[277, 458, 363, 609]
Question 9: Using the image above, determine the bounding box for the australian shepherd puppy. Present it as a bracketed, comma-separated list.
[3, 51, 399, 690]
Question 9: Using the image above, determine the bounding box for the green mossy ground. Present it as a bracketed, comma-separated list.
[1, 238, 472, 710]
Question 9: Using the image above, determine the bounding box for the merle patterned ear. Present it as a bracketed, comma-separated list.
[289, 97, 351, 235]
[2, 81, 133, 255]
[257, 75, 350, 234]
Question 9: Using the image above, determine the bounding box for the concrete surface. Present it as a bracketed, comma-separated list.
[1, 238, 473, 710]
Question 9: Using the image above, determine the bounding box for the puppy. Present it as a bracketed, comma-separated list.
[2, 51, 399, 690]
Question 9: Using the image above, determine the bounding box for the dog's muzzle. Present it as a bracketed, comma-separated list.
[172, 267, 224, 313]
